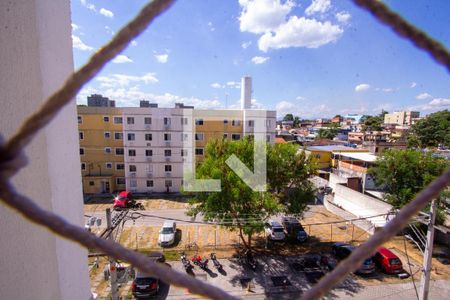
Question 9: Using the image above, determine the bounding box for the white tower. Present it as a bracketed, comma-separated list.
[240, 76, 252, 110]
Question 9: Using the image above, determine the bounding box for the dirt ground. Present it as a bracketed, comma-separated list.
[84, 197, 189, 213]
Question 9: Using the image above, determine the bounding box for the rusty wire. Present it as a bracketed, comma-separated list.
[352, 0, 450, 72]
[0, 0, 450, 299]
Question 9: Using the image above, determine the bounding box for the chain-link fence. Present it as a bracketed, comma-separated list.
[0, 0, 449, 299]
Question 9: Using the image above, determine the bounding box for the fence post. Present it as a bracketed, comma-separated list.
[351, 223, 355, 242]
[330, 224, 333, 242]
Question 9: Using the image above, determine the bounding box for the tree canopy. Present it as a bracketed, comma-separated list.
[368, 149, 449, 222]
[188, 138, 317, 250]
[283, 113, 294, 121]
[361, 110, 388, 132]
[408, 109, 450, 148]
[316, 123, 340, 140]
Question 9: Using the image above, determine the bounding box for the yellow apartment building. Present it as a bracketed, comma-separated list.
[78, 106, 125, 194]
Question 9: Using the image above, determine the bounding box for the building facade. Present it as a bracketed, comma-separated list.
[384, 111, 420, 126]
[78, 78, 276, 194]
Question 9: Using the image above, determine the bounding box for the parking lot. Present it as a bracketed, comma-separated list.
[85, 199, 450, 299]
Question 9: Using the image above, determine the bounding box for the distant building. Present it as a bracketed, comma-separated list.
[139, 100, 158, 108]
[344, 114, 364, 124]
[303, 145, 369, 170]
[384, 111, 420, 126]
[87, 94, 115, 107]
[331, 115, 343, 124]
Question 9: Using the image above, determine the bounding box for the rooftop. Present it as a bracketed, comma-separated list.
[306, 145, 365, 152]
[334, 151, 378, 162]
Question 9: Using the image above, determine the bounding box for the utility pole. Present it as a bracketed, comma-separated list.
[419, 199, 437, 300]
[106, 208, 119, 300]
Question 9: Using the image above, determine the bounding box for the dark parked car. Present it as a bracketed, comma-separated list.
[282, 216, 308, 242]
[332, 242, 375, 275]
[131, 252, 166, 298]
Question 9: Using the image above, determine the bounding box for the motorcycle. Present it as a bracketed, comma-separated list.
[210, 253, 223, 271]
[180, 252, 193, 272]
[191, 255, 209, 270]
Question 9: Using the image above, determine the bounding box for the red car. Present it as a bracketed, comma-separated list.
[374, 247, 403, 274]
[113, 191, 133, 210]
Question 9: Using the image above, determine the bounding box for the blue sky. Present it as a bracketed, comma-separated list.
[71, 0, 450, 119]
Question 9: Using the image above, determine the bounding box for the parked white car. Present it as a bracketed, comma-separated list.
[265, 220, 286, 241]
[158, 220, 176, 247]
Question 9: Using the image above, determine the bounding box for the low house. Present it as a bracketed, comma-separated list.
[303, 145, 369, 170]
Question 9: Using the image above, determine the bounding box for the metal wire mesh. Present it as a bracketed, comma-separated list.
[0, 0, 449, 299]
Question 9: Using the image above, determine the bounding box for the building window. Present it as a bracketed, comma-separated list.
[164, 133, 171, 141]
[165, 165, 172, 172]
[113, 116, 123, 124]
[130, 180, 137, 188]
[104, 132, 110, 139]
[116, 177, 125, 185]
[248, 120, 254, 127]
[266, 120, 271, 127]
[232, 120, 241, 126]
[232, 134, 241, 141]
[115, 148, 124, 155]
[195, 148, 204, 155]
[165, 149, 172, 157]
[78, 116, 82, 124]
[145, 133, 152, 141]
[223, 133, 228, 139]
[129, 165, 136, 172]
[181, 133, 188, 141]
[181, 149, 187, 157]
[127, 133, 135, 141]
[266, 135, 271, 142]
[195, 118, 204, 125]
[224, 119, 228, 124]
[79, 131, 84, 140]
[144, 117, 152, 125]
[80, 148, 85, 155]
[145, 149, 153, 157]
[127, 117, 135, 125]
[165, 180, 172, 187]
[128, 149, 136, 156]
[195, 133, 204, 141]
[103, 116, 109, 122]
[89, 181, 95, 186]
[81, 162, 86, 170]
[164, 117, 171, 125]
[116, 163, 125, 170]
[114, 132, 123, 140]
[146, 180, 154, 187]
[105, 147, 112, 154]
[105, 162, 112, 169]
[181, 117, 188, 125]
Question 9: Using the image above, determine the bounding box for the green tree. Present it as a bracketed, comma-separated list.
[316, 123, 340, 139]
[408, 110, 450, 148]
[361, 111, 388, 132]
[188, 138, 317, 250]
[283, 113, 294, 121]
[368, 149, 449, 222]
[293, 116, 300, 128]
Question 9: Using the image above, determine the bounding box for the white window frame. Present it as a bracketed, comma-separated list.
[104, 147, 112, 154]
[164, 133, 171, 141]
[78, 115, 82, 124]
[145, 133, 152, 141]
[144, 117, 152, 125]
[127, 117, 135, 125]
[81, 162, 86, 170]
[232, 134, 241, 141]
[79, 131, 84, 140]
[116, 163, 125, 170]
[195, 118, 204, 125]
[195, 148, 204, 155]
[127, 133, 135, 141]
[165, 180, 172, 187]
[146, 180, 154, 187]
[128, 149, 136, 157]
[115, 148, 124, 156]
[103, 116, 110, 122]
[116, 177, 125, 185]
[145, 149, 153, 157]
[104, 131, 111, 139]
[129, 165, 137, 172]
[195, 133, 204, 141]
[80, 147, 85, 156]
[165, 165, 172, 172]
[114, 132, 123, 140]
[105, 162, 113, 169]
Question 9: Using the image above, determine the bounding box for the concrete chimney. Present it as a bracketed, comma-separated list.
[241, 76, 252, 109]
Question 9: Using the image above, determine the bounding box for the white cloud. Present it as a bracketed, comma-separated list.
[81, 0, 96, 12]
[99, 8, 114, 18]
[410, 82, 417, 88]
[241, 41, 252, 49]
[71, 23, 79, 32]
[112, 55, 133, 64]
[275, 100, 331, 119]
[239, 0, 295, 34]
[305, 0, 331, 16]
[72, 35, 93, 51]
[77, 86, 221, 109]
[381, 88, 394, 93]
[251, 56, 270, 64]
[96, 73, 158, 88]
[416, 92, 433, 100]
[409, 98, 450, 112]
[355, 83, 370, 92]
[207, 21, 215, 32]
[296, 96, 307, 100]
[335, 11, 351, 23]
[258, 16, 343, 51]
[210, 83, 223, 89]
[226, 81, 241, 88]
[155, 54, 169, 63]
[131, 40, 138, 47]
